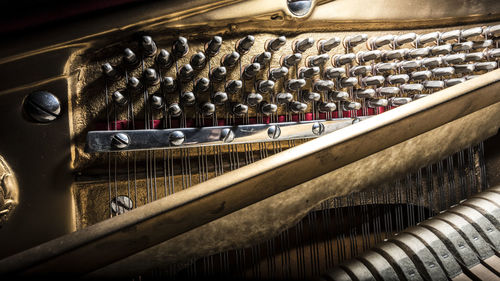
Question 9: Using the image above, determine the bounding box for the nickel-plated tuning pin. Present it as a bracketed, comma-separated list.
[225, 80, 242, 94]
[156, 49, 173, 69]
[102, 63, 120, 81]
[406, 47, 430, 58]
[127, 76, 141, 90]
[415, 31, 440, 46]
[377, 87, 401, 96]
[144, 68, 160, 86]
[247, 93, 263, 106]
[318, 37, 341, 53]
[307, 54, 329, 67]
[439, 30, 461, 43]
[232, 103, 248, 116]
[339, 77, 358, 88]
[452, 41, 473, 52]
[368, 35, 394, 49]
[356, 50, 381, 63]
[123, 48, 139, 68]
[387, 74, 409, 84]
[180, 91, 196, 105]
[298, 66, 319, 79]
[276, 92, 293, 104]
[382, 49, 407, 61]
[328, 91, 349, 101]
[222, 51, 240, 68]
[294, 37, 314, 53]
[256, 80, 275, 93]
[285, 79, 306, 91]
[324, 67, 346, 79]
[394, 33, 416, 46]
[430, 44, 452, 56]
[269, 67, 289, 80]
[349, 65, 372, 76]
[178, 64, 194, 82]
[313, 80, 334, 92]
[289, 101, 307, 113]
[200, 102, 216, 116]
[162, 77, 176, 93]
[410, 70, 432, 81]
[281, 53, 302, 67]
[212, 92, 228, 105]
[210, 66, 227, 82]
[421, 57, 442, 68]
[400, 83, 424, 93]
[362, 75, 385, 86]
[205, 36, 222, 57]
[343, 34, 368, 48]
[389, 97, 412, 106]
[432, 67, 455, 77]
[374, 62, 397, 73]
[150, 94, 163, 109]
[236, 35, 255, 54]
[243, 63, 261, 80]
[172, 37, 189, 58]
[443, 54, 466, 65]
[342, 101, 362, 111]
[253, 52, 272, 67]
[112, 90, 127, 106]
[483, 24, 500, 38]
[190, 52, 206, 70]
[302, 91, 321, 102]
[454, 64, 475, 74]
[318, 102, 336, 112]
[472, 40, 492, 50]
[260, 102, 278, 115]
[398, 60, 421, 71]
[367, 98, 388, 108]
[461, 27, 483, 39]
[475, 61, 498, 71]
[332, 53, 355, 66]
[354, 89, 376, 99]
[167, 103, 182, 117]
[194, 77, 210, 93]
[141, 36, 157, 57]
[465, 52, 484, 62]
[266, 36, 286, 52]
[444, 78, 466, 87]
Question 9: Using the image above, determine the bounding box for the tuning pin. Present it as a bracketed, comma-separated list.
[247, 93, 263, 106]
[332, 53, 355, 66]
[225, 80, 243, 94]
[127, 76, 141, 90]
[172, 37, 189, 58]
[285, 79, 306, 91]
[367, 98, 388, 108]
[444, 78, 466, 87]
[318, 102, 336, 112]
[461, 27, 483, 39]
[377, 87, 401, 96]
[451, 41, 472, 52]
[112, 91, 127, 106]
[123, 48, 140, 68]
[431, 67, 455, 77]
[423, 80, 445, 89]
[368, 35, 394, 49]
[361, 75, 385, 87]
[141, 36, 157, 57]
[374, 62, 397, 73]
[415, 31, 440, 46]
[212, 91, 228, 105]
[222, 51, 240, 68]
[167, 103, 182, 117]
[232, 103, 248, 116]
[156, 49, 173, 69]
[349, 65, 372, 76]
[180, 91, 196, 105]
[260, 102, 278, 115]
[354, 89, 376, 99]
[269, 66, 289, 80]
[205, 36, 222, 57]
[421, 57, 443, 68]
[266, 36, 286, 52]
[236, 35, 255, 54]
[328, 91, 349, 101]
[298, 67, 319, 79]
[342, 101, 362, 111]
[443, 54, 465, 65]
[190, 52, 206, 70]
[243, 63, 261, 80]
[162, 77, 176, 93]
[394, 33, 416, 46]
[302, 91, 321, 102]
[281, 53, 302, 67]
[313, 80, 334, 92]
[200, 102, 216, 116]
[387, 74, 409, 84]
[276, 92, 294, 104]
[289, 101, 308, 113]
[430, 44, 452, 56]
[406, 47, 430, 58]
[102, 63, 121, 81]
[144, 68, 160, 86]
[150, 94, 163, 109]
[398, 60, 421, 71]
[318, 37, 341, 53]
[256, 80, 275, 93]
[194, 77, 210, 93]
[294, 37, 315, 53]
[343, 34, 368, 48]
[178, 64, 194, 82]
[389, 97, 412, 107]
[400, 83, 424, 93]
[307, 54, 329, 67]
[410, 70, 432, 81]
[382, 49, 408, 61]
[210, 66, 227, 82]
[483, 24, 500, 38]
[339, 77, 358, 88]
[465, 52, 484, 62]
[454, 64, 475, 74]
[324, 67, 346, 79]
[356, 50, 381, 63]
[439, 30, 461, 43]
[474, 61, 498, 71]
[253, 52, 272, 67]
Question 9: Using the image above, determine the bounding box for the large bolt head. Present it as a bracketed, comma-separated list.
[24, 91, 61, 123]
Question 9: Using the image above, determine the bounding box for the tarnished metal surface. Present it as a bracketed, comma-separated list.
[0, 156, 18, 227]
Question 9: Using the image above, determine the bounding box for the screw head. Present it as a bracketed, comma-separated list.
[220, 128, 235, 143]
[24, 91, 61, 123]
[312, 122, 325, 136]
[169, 131, 185, 146]
[267, 125, 281, 139]
[110, 195, 134, 215]
[111, 133, 130, 149]
[287, 0, 312, 17]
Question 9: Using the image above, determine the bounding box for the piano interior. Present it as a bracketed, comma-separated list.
[1, 0, 500, 280]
